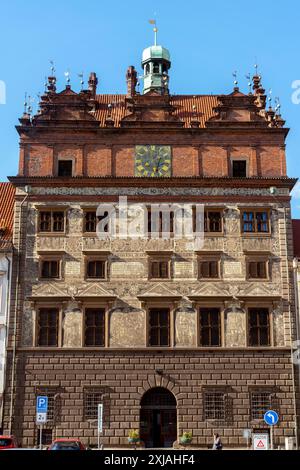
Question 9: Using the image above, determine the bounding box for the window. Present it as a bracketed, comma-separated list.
[204, 391, 226, 420]
[247, 261, 268, 279]
[149, 308, 170, 347]
[242, 211, 269, 233]
[84, 308, 105, 346]
[35, 429, 53, 446]
[84, 388, 104, 420]
[199, 308, 221, 346]
[39, 211, 65, 233]
[149, 260, 170, 279]
[41, 260, 60, 279]
[86, 260, 106, 279]
[37, 308, 59, 346]
[251, 391, 272, 420]
[58, 160, 73, 177]
[153, 62, 159, 73]
[248, 308, 270, 346]
[198, 260, 219, 279]
[83, 211, 109, 233]
[232, 160, 247, 177]
[148, 209, 174, 237]
[204, 211, 222, 233]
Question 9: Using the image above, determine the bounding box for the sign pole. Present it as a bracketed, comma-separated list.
[97, 404, 103, 450]
[270, 426, 273, 450]
[39, 424, 43, 450]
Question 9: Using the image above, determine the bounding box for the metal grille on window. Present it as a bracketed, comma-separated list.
[204, 392, 226, 420]
[84, 389, 104, 420]
[251, 392, 272, 420]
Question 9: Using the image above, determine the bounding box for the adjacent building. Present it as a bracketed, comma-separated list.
[2, 38, 299, 448]
[0, 182, 15, 432]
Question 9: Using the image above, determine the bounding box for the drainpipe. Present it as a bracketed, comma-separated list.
[293, 257, 300, 444]
[8, 188, 29, 435]
[0, 253, 11, 431]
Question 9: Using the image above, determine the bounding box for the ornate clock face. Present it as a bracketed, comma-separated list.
[135, 145, 171, 177]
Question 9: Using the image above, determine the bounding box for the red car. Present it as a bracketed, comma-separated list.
[48, 438, 86, 450]
[0, 435, 18, 450]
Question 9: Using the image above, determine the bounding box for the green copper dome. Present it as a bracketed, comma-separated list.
[142, 45, 171, 64]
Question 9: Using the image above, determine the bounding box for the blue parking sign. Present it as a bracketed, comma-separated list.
[36, 396, 48, 412]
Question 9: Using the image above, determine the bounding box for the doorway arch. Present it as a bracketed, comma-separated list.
[140, 387, 177, 448]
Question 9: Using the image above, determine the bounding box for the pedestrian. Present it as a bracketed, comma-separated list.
[212, 433, 223, 450]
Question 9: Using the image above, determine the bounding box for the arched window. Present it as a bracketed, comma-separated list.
[153, 62, 159, 73]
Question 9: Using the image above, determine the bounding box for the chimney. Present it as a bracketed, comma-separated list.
[88, 72, 98, 97]
[126, 66, 137, 97]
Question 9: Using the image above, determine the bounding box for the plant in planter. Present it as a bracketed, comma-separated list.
[128, 429, 140, 444]
[180, 431, 193, 445]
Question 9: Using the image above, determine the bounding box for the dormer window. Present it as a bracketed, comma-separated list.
[58, 160, 73, 177]
[232, 160, 247, 178]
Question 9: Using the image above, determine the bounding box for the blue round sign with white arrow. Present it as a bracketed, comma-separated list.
[264, 410, 279, 426]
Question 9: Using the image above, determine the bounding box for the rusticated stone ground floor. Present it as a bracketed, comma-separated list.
[2, 349, 298, 448]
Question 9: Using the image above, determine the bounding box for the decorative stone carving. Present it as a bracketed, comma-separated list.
[31, 186, 291, 197]
[65, 238, 82, 253]
[224, 300, 246, 347]
[272, 302, 285, 346]
[175, 309, 197, 347]
[224, 207, 240, 236]
[223, 261, 243, 279]
[111, 261, 145, 278]
[32, 283, 67, 297]
[110, 309, 145, 347]
[139, 282, 181, 298]
[62, 301, 82, 348]
[36, 237, 66, 251]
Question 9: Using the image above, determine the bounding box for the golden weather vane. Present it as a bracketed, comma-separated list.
[149, 19, 158, 46]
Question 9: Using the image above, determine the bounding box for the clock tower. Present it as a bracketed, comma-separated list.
[142, 33, 171, 95]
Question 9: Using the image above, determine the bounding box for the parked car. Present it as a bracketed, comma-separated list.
[0, 435, 18, 450]
[48, 439, 86, 450]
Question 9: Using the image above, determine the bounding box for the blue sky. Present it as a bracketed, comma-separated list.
[0, 0, 299, 217]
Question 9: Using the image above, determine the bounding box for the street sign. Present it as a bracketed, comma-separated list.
[36, 396, 48, 413]
[98, 404, 103, 433]
[253, 433, 269, 450]
[36, 412, 47, 424]
[264, 410, 279, 426]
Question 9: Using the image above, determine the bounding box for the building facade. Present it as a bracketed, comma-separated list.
[0, 183, 15, 431]
[2, 39, 300, 448]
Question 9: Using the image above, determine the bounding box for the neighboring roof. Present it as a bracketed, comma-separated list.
[94, 94, 218, 128]
[0, 182, 15, 251]
[293, 219, 300, 258]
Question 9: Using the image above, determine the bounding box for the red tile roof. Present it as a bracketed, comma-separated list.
[293, 220, 300, 258]
[0, 182, 15, 250]
[94, 94, 218, 128]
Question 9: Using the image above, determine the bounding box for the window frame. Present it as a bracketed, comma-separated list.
[148, 307, 171, 347]
[83, 307, 106, 347]
[241, 209, 271, 235]
[203, 389, 227, 421]
[82, 208, 110, 235]
[85, 257, 108, 281]
[57, 159, 73, 177]
[39, 257, 63, 280]
[250, 389, 274, 421]
[38, 209, 67, 235]
[149, 257, 172, 280]
[198, 307, 222, 347]
[247, 307, 271, 347]
[36, 306, 61, 347]
[231, 158, 248, 178]
[246, 258, 269, 281]
[198, 256, 221, 280]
